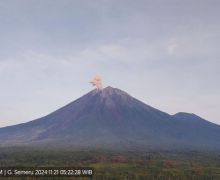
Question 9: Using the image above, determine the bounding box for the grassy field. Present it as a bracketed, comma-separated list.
[0, 147, 219, 179]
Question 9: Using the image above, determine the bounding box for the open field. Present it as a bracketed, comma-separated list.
[0, 147, 220, 179]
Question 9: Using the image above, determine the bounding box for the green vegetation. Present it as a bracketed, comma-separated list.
[0, 147, 219, 179]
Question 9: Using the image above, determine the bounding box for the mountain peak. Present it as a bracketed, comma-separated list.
[104, 86, 114, 89]
[173, 112, 201, 120]
[102, 86, 126, 94]
[90, 86, 129, 98]
[102, 86, 120, 91]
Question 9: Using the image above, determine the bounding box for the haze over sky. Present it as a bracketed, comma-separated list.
[0, 0, 220, 127]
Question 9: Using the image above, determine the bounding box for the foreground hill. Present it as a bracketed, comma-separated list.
[0, 86, 219, 150]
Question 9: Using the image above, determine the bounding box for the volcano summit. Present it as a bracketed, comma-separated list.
[0, 87, 220, 150]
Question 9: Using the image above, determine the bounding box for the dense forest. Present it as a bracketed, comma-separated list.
[0, 147, 219, 180]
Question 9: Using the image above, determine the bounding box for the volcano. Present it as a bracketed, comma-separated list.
[0, 86, 220, 150]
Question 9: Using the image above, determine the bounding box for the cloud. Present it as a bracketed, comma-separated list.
[164, 32, 220, 60]
[0, 0, 220, 126]
[71, 44, 131, 64]
[166, 39, 178, 55]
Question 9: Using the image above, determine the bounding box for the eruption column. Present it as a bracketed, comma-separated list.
[89, 75, 103, 89]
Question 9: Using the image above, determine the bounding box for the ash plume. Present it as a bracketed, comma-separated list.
[89, 75, 103, 89]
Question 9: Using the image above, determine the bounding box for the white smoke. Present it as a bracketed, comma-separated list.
[89, 75, 103, 89]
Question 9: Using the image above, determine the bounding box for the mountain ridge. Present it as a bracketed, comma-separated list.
[0, 86, 219, 150]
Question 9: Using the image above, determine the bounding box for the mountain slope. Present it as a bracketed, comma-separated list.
[171, 112, 220, 146]
[0, 87, 220, 150]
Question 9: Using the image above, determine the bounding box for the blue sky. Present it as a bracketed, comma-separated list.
[0, 0, 220, 127]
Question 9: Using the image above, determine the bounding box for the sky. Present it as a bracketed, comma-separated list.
[0, 0, 220, 127]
